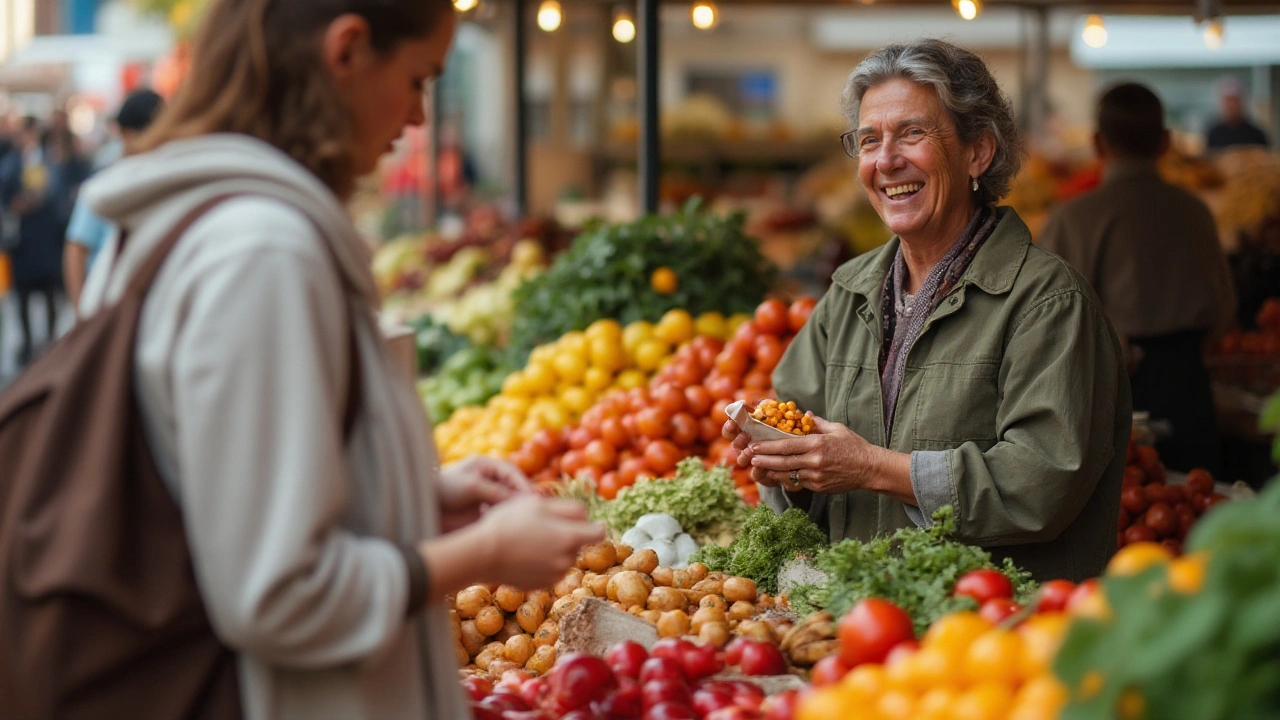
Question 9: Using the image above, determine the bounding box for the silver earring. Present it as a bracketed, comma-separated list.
[971, 177, 979, 192]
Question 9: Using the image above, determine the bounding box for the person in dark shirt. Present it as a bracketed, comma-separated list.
[1207, 77, 1270, 150]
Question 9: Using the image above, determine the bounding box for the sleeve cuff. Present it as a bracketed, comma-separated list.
[398, 544, 428, 618]
[905, 450, 953, 527]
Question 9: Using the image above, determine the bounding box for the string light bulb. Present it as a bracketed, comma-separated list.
[536, 0, 562, 32]
[452, 0, 478, 11]
[691, 2, 719, 30]
[952, 0, 982, 21]
[1202, 19, 1224, 48]
[1082, 14, 1108, 48]
[613, 10, 636, 43]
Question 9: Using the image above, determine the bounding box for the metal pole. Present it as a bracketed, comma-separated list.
[638, 0, 660, 214]
[513, 0, 529, 218]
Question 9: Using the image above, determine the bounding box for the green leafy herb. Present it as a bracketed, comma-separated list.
[596, 459, 750, 544]
[507, 199, 776, 361]
[691, 506, 830, 595]
[790, 507, 1036, 634]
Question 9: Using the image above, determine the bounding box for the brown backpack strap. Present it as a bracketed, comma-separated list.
[114, 193, 364, 443]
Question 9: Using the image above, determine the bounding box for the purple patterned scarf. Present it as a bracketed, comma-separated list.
[878, 206, 997, 434]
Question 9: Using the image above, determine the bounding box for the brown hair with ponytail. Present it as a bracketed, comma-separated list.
[138, 0, 452, 198]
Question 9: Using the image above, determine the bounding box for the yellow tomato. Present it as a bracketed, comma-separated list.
[655, 309, 696, 345]
[898, 646, 953, 694]
[583, 366, 613, 393]
[585, 318, 623, 343]
[615, 369, 647, 390]
[559, 386, 593, 415]
[694, 311, 729, 339]
[523, 363, 559, 396]
[552, 349, 588, 386]
[964, 629, 1025, 686]
[916, 688, 959, 720]
[1011, 675, 1069, 720]
[1017, 614, 1069, 677]
[589, 335, 629, 373]
[1107, 542, 1173, 576]
[875, 690, 916, 720]
[1168, 552, 1208, 594]
[529, 345, 557, 366]
[501, 371, 530, 397]
[541, 402, 570, 429]
[952, 681, 1015, 720]
[923, 612, 992, 662]
[622, 321, 655, 354]
[841, 664, 887, 697]
[633, 339, 670, 372]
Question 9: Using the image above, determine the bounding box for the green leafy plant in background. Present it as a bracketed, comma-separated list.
[507, 199, 776, 362]
[691, 507, 830, 595]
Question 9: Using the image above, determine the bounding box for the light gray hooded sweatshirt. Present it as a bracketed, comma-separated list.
[79, 134, 469, 720]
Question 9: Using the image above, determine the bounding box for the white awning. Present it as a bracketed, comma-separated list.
[1070, 15, 1280, 68]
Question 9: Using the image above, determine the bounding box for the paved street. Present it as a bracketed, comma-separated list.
[0, 292, 72, 389]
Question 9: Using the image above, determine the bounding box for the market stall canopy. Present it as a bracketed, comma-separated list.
[1071, 14, 1280, 66]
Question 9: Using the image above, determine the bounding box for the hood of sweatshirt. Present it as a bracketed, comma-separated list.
[81, 132, 378, 305]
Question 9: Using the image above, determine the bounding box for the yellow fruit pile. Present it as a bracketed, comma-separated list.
[797, 611, 1072, 720]
[434, 310, 746, 462]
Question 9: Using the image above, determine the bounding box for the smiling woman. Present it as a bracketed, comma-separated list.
[723, 39, 1131, 583]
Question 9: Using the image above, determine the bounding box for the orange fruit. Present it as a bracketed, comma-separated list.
[651, 267, 679, 294]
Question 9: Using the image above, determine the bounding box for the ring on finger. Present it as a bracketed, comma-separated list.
[788, 470, 801, 488]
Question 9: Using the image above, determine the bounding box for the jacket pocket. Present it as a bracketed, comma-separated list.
[830, 363, 885, 446]
[912, 363, 1000, 445]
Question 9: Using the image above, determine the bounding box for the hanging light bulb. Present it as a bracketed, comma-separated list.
[1082, 14, 1108, 48]
[1203, 18, 1224, 49]
[537, 0, 562, 32]
[691, 2, 719, 30]
[453, 0, 478, 11]
[952, 0, 982, 21]
[613, 10, 636, 43]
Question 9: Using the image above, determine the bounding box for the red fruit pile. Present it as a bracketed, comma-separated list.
[1119, 442, 1226, 556]
[511, 298, 817, 506]
[465, 639, 799, 720]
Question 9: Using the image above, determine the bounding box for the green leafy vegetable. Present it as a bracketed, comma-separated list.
[1056, 480, 1280, 720]
[791, 507, 1036, 634]
[691, 507, 829, 595]
[596, 459, 750, 544]
[507, 199, 776, 361]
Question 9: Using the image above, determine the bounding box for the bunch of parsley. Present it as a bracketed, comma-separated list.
[691, 507, 830, 595]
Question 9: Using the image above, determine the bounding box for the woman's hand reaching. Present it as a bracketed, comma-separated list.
[437, 457, 532, 533]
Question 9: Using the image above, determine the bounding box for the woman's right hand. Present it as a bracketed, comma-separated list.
[469, 496, 605, 591]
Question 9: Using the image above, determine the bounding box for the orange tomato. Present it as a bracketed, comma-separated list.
[754, 299, 790, 335]
[788, 297, 817, 333]
[653, 383, 688, 414]
[644, 440, 683, 475]
[635, 407, 671, 439]
[715, 347, 750, 377]
[584, 439, 618, 470]
[684, 385, 713, 417]
[597, 472, 622, 500]
[754, 335, 786, 373]
[650, 267, 678, 294]
[601, 416, 630, 450]
[670, 413, 700, 447]
[560, 450, 588, 478]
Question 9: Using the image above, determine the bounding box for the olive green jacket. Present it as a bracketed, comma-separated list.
[765, 207, 1130, 582]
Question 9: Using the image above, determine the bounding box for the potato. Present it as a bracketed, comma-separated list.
[736, 619, 774, 643]
[488, 659, 519, 677]
[504, 634, 536, 666]
[579, 541, 618, 574]
[475, 606, 505, 636]
[686, 563, 709, 584]
[706, 572, 728, 582]
[455, 585, 492, 619]
[534, 619, 559, 647]
[495, 585, 526, 613]
[449, 610, 462, 641]
[607, 570, 653, 608]
[640, 609, 662, 624]
[628, 605, 646, 616]
[624, 549, 660, 575]
[691, 578, 724, 597]
[729, 600, 756, 622]
[453, 639, 470, 668]
[692, 606, 726, 634]
[571, 587, 593, 602]
[526, 645, 557, 675]
[647, 586, 687, 612]
[554, 568, 584, 598]
[460, 620, 486, 657]
[615, 543, 634, 563]
[605, 566, 625, 578]
[651, 566, 675, 587]
[496, 617, 524, 643]
[516, 601, 546, 634]
[657, 610, 690, 638]
[475, 641, 506, 670]
[671, 570, 694, 590]
[610, 601, 627, 611]
[723, 577, 758, 603]
[550, 595, 579, 620]
[699, 621, 730, 647]
[584, 572, 610, 598]
[528, 589, 553, 613]
[699, 595, 728, 613]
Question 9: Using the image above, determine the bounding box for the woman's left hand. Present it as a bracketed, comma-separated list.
[744, 415, 880, 495]
[438, 457, 533, 532]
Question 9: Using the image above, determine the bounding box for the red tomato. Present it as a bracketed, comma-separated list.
[678, 642, 723, 682]
[738, 641, 787, 676]
[635, 407, 671, 440]
[683, 385, 713, 417]
[1160, 538, 1184, 556]
[644, 440, 683, 475]
[704, 707, 755, 720]
[1144, 502, 1177, 538]
[699, 416, 722, 444]
[627, 388, 652, 413]
[723, 637, 750, 666]
[1176, 505, 1197, 537]
[1117, 507, 1131, 531]
[607, 641, 650, 681]
[809, 655, 849, 687]
[1164, 484, 1187, 504]
[565, 427, 593, 450]
[788, 298, 817, 333]
[580, 405, 607, 436]
[754, 299, 790, 335]
[643, 702, 697, 720]
[639, 656, 686, 685]
[1124, 523, 1158, 544]
[706, 374, 739, 401]
[1122, 466, 1146, 488]
[691, 688, 735, 717]
[1185, 469, 1215, 496]
[654, 384, 688, 414]
[1121, 486, 1150, 515]
[753, 336, 786, 374]
[760, 690, 799, 720]
[690, 337, 724, 371]
[617, 456, 651, 486]
[547, 653, 617, 713]
[836, 598, 916, 668]
[602, 416, 630, 450]
[560, 450, 588, 478]
[953, 569, 1014, 604]
[979, 598, 1023, 624]
[584, 439, 618, 470]
[597, 472, 622, 500]
[1036, 579, 1076, 613]
[666, 360, 704, 390]
[730, 321, 760, 355]
[884, 639, 919, 666]
[593, 679, 641, 719]
[642, 679, 692, 708]
[530, 428, 567, 457]
[670, 413, 700, 448]
[742, 369, 772, 391]
[462, 675, 493, 702]
[519, 676, 548, 709]
[715, 348, 750, 378]
[510, 446, 546, 477]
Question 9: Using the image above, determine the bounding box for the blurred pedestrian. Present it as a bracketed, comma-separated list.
[1207, 77, 1270, 151]
[1040, 82, 1235, 477]
[64, 89, 164, 308]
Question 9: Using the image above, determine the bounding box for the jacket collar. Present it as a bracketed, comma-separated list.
[1102, 158, 1162, 185]
[833, 206, 1031, 300]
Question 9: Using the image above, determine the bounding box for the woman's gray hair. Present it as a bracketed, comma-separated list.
[841, 39, 1025, 206]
